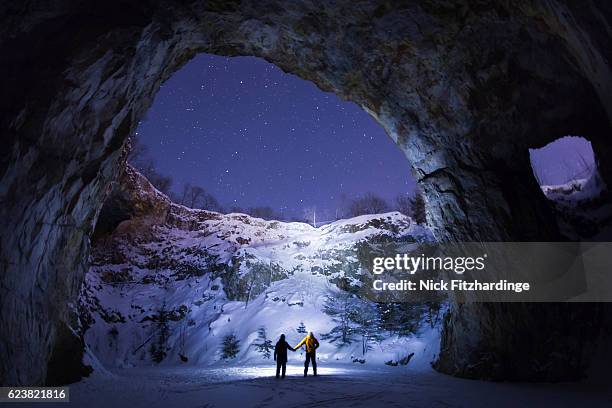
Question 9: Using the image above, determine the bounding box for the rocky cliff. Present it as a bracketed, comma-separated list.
[1, 1, 611, 384]
[81, 165, 434, 367]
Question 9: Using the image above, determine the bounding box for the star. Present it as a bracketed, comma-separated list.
[133, 52, 418, 219]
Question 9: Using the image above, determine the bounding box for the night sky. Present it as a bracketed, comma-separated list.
[136, 53, 415, 219]
[136, 54, 594, 219]
[529, 136, 594, 185]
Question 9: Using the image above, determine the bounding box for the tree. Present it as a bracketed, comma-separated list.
[247, 206, 277, 220]
[297, 321, 307, 334]
[351, 301, 384, 355]
[146, 170, 173, 195]
[128, 135, 148, 163]
[424, 301, 443, 329]
[348, 193, 389, 217]
[321, 292, 357, 345]
[337, 192, 349, 220]
[149, 301, 171, 363]
[128, 135, 174, 195]
[253, 327, 273, 359]
[394, 193, 412, 217]
[179, 183, 222, 211]
[410, 188, 426, 224]
[180, 184, 203, 208]
[322, 292, 384, 353]
[377, 302, 424, 337]
[221, 333, 240, 359]
[201, 193, 222, 212]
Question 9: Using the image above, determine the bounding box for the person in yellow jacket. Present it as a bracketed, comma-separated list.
[295, 331, 320, 376]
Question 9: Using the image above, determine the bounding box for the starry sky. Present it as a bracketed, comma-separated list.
[136, 54, 594, 219]
[136, 53, 416, 219]
[529, 136, 594, 185]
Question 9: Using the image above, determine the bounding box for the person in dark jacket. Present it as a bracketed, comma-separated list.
[274, 334, 295, 379]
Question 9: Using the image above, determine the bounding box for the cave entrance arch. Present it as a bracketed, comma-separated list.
[87, 50, 426, 373]
[2, 2, 612, 386]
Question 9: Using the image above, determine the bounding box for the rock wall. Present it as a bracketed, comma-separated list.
[1, 1, 611, 384]
[81, 165, 434, 368]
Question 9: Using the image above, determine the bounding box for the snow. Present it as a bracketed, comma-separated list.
[81, 207, 435, 370]
[540, 172, 612, 239]
[46, 168, 612, 407]
[83, 270, 439, 369]
[21, 364, 612, 408]
[541, 172, 604, 203]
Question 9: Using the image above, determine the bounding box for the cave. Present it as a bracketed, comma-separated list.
[1, 0, 612, 390]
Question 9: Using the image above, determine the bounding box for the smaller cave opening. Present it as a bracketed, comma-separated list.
[529, 136, 596, 188]
[529, 136, 610, 239]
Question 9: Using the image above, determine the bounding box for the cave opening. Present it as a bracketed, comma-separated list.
[3, 2, 612, 397]
[529, 136, 596, 188]
[85, 52, 437, 376]
[126, 52, 420, 223]
[528, 136, 610, 239]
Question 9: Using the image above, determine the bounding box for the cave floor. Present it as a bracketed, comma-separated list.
[25, 364, 612, 408]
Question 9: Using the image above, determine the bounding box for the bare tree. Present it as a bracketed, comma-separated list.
[247, 206, 277, 220]
[132, 157, 173, 196]
[336, 192, 349, 220]
[187, 186, 205, 208]
[200, 193, 222, 212]
[394, 193, 412, 216]
[178, 183, 222, 211]
[147, 171, 173, 195]
[178, 183, 190, 206]
[127, 136, 149, 164]
[348, 193, 389, 216]
[128, 135, 173, 195]
[179, 184, 203, 208]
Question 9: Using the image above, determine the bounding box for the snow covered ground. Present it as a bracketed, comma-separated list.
[61, 166, 612, 407]
[541, 172, 612, 239]
[82, 166, 436, 370]
[23, 363, 612, 408]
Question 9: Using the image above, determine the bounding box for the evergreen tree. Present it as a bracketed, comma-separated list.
[351, 301, 384, 355]
[424, 301, 443, 328]
[297, 321, 307, 334]
[321, 292, 356, 345]
[322, 292, 385, 353]
[221, 333, 240, 359]
[254, 327, 273, 359]
[150, 301, 170, 363]
[377, 302, 425, 337]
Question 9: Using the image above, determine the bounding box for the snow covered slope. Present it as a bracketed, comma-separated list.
[541, 172, 612, 239]
[80, 166, 437, 370]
